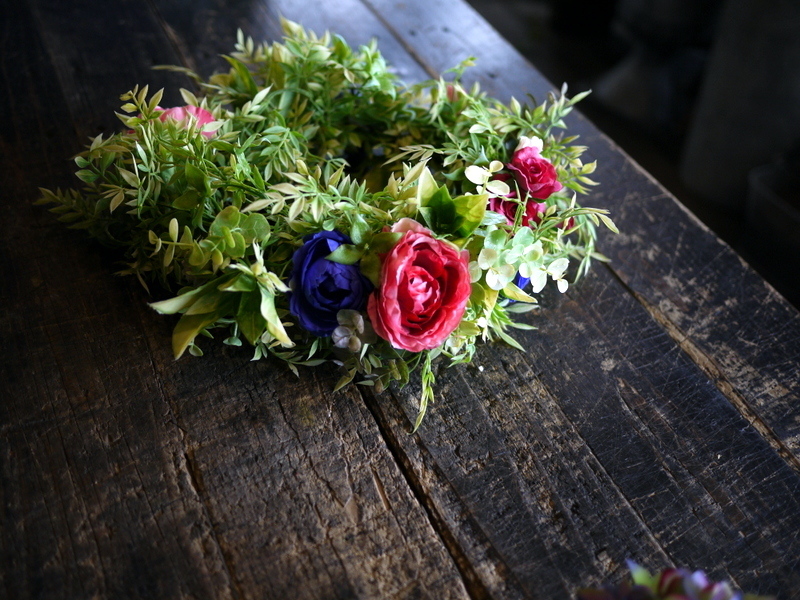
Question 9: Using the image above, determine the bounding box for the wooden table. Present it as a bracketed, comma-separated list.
[3, 0, 799, 598]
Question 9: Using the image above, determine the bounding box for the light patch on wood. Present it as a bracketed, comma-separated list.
[344, 495, 359, 524]
[371, 467, 391, 512]
[601, 358, 617, 372]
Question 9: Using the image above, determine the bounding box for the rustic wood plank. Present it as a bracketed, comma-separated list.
[362, 0, 553, 101]
[2, 0, 470, 597]
[150, 0, 430, 83]
[579, 134, 800, 456]
[366, 269, 800, 597]
[137, 333, 471, 599]
[361, 0, 800, 459]
[1, 5, 234, 598]
[27, 0, 187, 140]
[354, 0, 800, 597]
[6, 0, 800, 599]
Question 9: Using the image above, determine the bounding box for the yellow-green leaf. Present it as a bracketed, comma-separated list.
[172, 313, 219, 359]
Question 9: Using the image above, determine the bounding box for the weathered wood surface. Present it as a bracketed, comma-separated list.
[2, 0, 799, 599]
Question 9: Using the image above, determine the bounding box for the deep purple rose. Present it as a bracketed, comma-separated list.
[513, 272, 530, 292]
[289, 230, 372, 337]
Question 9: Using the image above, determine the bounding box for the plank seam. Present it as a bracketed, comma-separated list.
[605, 265, 800, 478]
[358, 0, 440, 80]
[335, 2, 501, 594]
[359, 389, 505, 600]
[477, 359, 674, 585]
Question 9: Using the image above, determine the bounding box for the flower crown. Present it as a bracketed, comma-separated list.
[39, 20, 616, 430]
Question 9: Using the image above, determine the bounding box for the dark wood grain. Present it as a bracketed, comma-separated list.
[3, 0, 800, 598]
[368, 266, 800, 597]
[355, 0, 800, 595]
[362, 0, 800, 459]
[2, 5, 229, 597]
[28, 0, 188, 140]
[1, 1, 468, 598]
[584, 142, 800, 456]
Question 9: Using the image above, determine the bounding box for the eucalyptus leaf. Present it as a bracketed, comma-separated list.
[172, 189, 201, 210]
[210, 206, 242, 237]
[227, 231, 247, 258]
[188, 242, 207, 266]
[240, 213, 270, 243]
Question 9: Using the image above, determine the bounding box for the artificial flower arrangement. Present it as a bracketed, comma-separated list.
[577, 561, 773, 600]
[39, 19, 616, 429]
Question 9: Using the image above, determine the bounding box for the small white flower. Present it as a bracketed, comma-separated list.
[530, 269, 548, 293]
[468, 261, 483, 283]
[514, 135, 544, 153]
[485, 178, 510, 196]
[546, 258, 570, 293]
[465, 161, 507, 197]
[546, 257, 569, 279]
[465, 165, 487, 186]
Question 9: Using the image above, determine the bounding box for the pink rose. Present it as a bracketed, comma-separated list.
[488, 186, 547, 228]
[367, 220, 471, 352]
[488, 195, 574, 230]
[507, 139, 562, 200]
[487, 171, 573, 230]
[158, 105, 215, 138]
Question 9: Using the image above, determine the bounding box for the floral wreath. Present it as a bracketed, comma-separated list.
[40, 20, 617, 430]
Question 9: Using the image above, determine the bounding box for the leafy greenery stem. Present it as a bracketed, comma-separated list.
[411, 351, 435, 433]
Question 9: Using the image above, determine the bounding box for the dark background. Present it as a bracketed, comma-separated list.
[467, 0, 800, 307]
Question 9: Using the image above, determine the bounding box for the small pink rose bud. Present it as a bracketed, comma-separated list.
[157, 105, 215, 139]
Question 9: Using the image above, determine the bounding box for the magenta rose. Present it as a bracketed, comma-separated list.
[488, 195, 574, 230]
[158, 105, 215, 138]
[367, 219, 471, 352]
[488, 171, 573, 229]
[507, 137, 562, 200]
[488, 192, 547, 228]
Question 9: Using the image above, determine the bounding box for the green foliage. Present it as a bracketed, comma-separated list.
[38, 19, 616, 430]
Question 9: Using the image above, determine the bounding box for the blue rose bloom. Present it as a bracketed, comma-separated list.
[289, 230, 373, 337]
